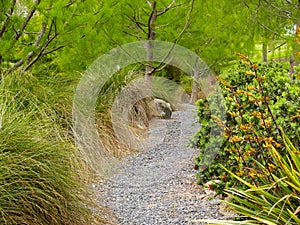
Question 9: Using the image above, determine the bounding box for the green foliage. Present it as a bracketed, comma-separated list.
[193, 55, 300, 193]
[180, 0, 300, 71]
[2, 0, 300, 223]
[0, 0, 105, 73]
[181, 0, 256, 72]
[180, 74, 193, 94]
[203, 133, 300, 225]
[111, 0, 190, 41]
[193, 96, 229, 194]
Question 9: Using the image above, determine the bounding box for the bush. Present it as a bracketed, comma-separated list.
[192, 54, 300, 193]
[202, 132, 300, 225]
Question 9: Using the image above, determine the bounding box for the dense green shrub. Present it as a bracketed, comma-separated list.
[193, 54, 300, 193]
[202, 133, 300, 225]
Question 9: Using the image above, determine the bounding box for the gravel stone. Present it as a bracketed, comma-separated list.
[93, 104, 236, 224]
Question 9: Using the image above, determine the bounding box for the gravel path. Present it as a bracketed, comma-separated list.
[93, 104, 234, 224]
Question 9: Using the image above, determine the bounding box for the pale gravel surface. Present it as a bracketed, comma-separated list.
[93, 104, 235, 224]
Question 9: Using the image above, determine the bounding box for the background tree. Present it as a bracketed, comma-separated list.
[103, 0, 195, 82]
[0, 0, 103, 73]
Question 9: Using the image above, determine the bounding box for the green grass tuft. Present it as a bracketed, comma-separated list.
[0, 73, 106, 225]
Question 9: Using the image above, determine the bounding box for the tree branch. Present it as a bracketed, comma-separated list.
[23, 20, 58, 72]
[23, 33, 58, 72]
[156, 23, 170, 29]
[34, 22, 47, 46]
[257, 20, 285, 38]
[157, 0, 175, 16]
[8, 19, 59, 74]
[0, 0, 16, 38]
[147, 1, 157, 40]
[262, 0, 292, 18]
[103, 29, 147, 67]
[24, 31, 40, 34]
[146, 1, 152, 7]
[126, 15, 148, 34]
[147, 0, 195, 76]
[173, 0, 195, 43]
[123, 30, 143, 40]
[14, 0, 41, 41]
[268, 42, 286, 53]
[6, 59, 24, 74]
[12, 24, 19, 36]
[27, 22, 47, 62]
[65, 1, 76, 8]
[154, 56, 174, 72]
[43, 45, 65, 55]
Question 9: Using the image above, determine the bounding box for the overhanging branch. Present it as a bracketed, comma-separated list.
[157, 0, 175, 16]
[14, 0, 41, 41]
[0, 0, 16, 38]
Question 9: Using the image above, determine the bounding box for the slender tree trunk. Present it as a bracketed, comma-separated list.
[145, 41, 154, 83]
[290, 1, 300, 76]
[190, 57, 200, 104]
[145, 1, 157, 82]
[289, 53, 297, 75]
[262, 41, 268, 63]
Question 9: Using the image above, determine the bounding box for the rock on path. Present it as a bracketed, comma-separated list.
[93, 104, 234, 224]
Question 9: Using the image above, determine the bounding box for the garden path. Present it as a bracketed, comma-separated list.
[93, 104, 235, 224]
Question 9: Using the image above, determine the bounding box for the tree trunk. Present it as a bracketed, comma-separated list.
[190, 57, 200, 104]
[289, 53, 297, 75]
[145, 1, 157, 81]
[262, 41, 268, 63]
[145, 41, 154, 83]
[290, 1, 300, 76]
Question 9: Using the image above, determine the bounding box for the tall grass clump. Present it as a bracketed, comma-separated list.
[95, 67, 151, 156]
[0, 73, 106, 225]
